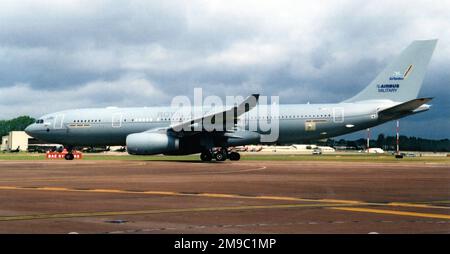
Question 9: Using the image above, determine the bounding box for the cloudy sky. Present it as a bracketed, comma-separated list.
[0, 0, 448, 138]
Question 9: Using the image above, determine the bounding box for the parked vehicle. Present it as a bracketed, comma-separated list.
[312, 148, 322, 155]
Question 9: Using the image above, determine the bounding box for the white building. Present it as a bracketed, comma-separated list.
[367, 148, 385, 154]
[1, 131, 32, 151]
[1, 136, 8, 151]
[249, 144, 336, 154]
[317, 146, 336, 152]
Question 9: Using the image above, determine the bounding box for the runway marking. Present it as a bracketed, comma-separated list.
[385, 202, 450, 210]
[0, 185, 448, 210]
[387, 202, 445, 208]
[223, 166, 267, 173]
[331, 207, 450, 220]
[0, 186, 343, 203]
[0, 203, 356, 222]
[193, 166, 267, 174]
[319, 199, 363, 204]
[198, 193, 241, 198]
[257, 195, 301, 201]
[36, 187, 71, 191]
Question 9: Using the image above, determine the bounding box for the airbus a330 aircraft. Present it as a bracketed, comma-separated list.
[25, 40, 437, 161]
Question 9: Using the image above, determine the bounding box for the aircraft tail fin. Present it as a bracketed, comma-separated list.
[344, 40, 437, 103]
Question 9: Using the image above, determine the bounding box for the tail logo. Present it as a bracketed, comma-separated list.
[379, 66, 411, 92]
[389, 71, 404, 81]
[389, 64, 413, 81]
[403, 64, 413, 79]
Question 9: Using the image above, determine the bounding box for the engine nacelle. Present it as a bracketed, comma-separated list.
[225, 131, 261, 146]
[126, 132, 179, 155]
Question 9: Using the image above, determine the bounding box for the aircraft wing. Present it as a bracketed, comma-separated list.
[168, 94, 259, 134]
[144, 94, 259, 136]
[378, 97, 433, 120]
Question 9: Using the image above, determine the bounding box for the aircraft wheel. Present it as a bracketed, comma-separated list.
[229, 152, 241, 161]
[200, 151, 212, 162]
[214, 150, 227, 161]
[64, 153, 74, 160]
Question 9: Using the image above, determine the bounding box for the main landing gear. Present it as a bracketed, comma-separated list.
[200, 148, 241, 162]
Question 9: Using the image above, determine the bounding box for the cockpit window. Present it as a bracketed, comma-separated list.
[35, 119, 44, 124]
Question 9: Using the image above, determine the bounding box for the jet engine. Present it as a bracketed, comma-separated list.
[126, 132, 179, 155]
[225, 131, 261, 146]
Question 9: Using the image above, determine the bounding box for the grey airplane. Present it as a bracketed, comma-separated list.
[25, 40, 437, 161]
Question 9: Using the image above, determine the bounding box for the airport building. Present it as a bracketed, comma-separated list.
[0, 135, 8, 151]
[366, 148, 385, 154]
[0, 131, 59, 152]
[1, 131, 32, 151]
[242, 144, 336, 154]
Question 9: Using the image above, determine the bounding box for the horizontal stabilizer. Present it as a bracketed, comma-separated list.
[378, 97, 432, 119]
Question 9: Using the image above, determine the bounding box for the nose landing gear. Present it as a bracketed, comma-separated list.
[64, 153, 75, 160]
[64, 146, 75, 160]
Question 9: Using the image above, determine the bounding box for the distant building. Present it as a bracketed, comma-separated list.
[1, 135, 8, 151]
[0, 131, 58, 152]
[242, 144, 335, 154]
[367, 148, 385, 154]
[317, 146, 336, 152]
[1, 131, 32, 151]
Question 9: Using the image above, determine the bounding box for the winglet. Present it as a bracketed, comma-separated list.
[251, 94, 260, 102]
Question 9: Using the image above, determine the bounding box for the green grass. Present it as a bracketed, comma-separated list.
[0, 152, 449, 163]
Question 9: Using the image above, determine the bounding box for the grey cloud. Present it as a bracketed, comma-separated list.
[0, 1, 188, 48]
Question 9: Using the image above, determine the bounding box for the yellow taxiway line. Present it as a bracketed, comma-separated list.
[0, 203, 355, 222]
[330, 207, 450, 220]
[0, 185, 448, 212]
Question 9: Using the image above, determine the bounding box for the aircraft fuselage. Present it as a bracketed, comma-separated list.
[25, 100, 426, 147]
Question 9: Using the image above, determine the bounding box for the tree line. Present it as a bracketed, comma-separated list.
[0, 116, 35, 137]
[320, 134, 450, 152]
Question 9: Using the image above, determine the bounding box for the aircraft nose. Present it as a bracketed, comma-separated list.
[24, 124, 35, 136]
